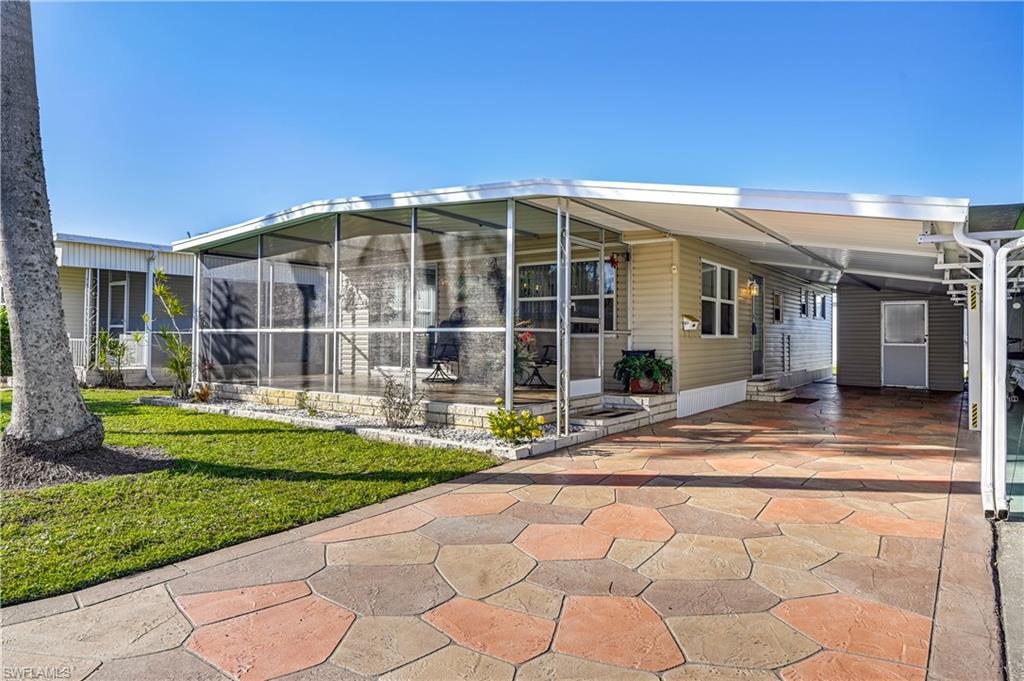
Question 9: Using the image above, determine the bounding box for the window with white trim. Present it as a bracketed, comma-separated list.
[517, 259, 615, 333]
[700, 261, 737, 337]
[772, 291, 784, 323]
[819, 294, 828, 319]
[799, 289, 809, 317]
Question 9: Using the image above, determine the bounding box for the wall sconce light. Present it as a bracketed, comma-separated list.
[747, 279, 760, 296]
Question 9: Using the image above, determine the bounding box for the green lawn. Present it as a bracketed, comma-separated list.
[0, 389, 496, 605]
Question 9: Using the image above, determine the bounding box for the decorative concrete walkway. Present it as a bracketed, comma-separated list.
[0, 383, 1003, 681]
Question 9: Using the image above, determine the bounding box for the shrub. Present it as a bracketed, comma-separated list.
[380, 375, 424, 428]
[95, 330, 126, 388]
[295, 390, 317, 417]
[145, 269, 192, 399]
[488, 398, 545, 444]
[0, 306, 11, 377]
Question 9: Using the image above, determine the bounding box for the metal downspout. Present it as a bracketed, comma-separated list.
[994, 235, 1024, 518]
[953, 223, 996, 516]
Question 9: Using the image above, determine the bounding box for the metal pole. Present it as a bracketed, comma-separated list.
[952, 223, 995, 516]
[555, 199, 566, 436]
[191, 254, 200, 387]
[560, 199, 572, 435]
[409, 209, 417, 396]
[505, 200, 516, 409]
[967, 282, 981, 431]
[994, 235, 1024, 518]
[333, 214, 340, 393]
[256, 236, 263, 387]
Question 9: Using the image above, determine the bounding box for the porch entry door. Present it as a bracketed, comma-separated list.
[751, 274, 764, 376]
[569, 237, 604, 398]
[107, 280, 127, 335]
[881, 301, 928, 388]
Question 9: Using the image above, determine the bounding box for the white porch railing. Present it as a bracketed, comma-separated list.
[67, 331, 192, 370]
[69, 337, 89, 367]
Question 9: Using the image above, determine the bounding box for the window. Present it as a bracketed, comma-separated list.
[799, 289, 808, 317]
[819, 294, 828, 319]
[518, 259, 615, 333]
[772, 292, 784, 323]
[700, 260, 737, 337]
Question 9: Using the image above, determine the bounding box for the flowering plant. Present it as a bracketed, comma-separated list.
[513, 320, 537, 383]
[489, 397, 546, 444]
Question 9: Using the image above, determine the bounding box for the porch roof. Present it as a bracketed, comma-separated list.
[172, 178, 972, 294]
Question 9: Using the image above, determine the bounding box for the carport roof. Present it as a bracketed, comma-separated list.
[172, 178, 971, 293]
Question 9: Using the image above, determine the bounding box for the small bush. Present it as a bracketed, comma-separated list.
[295, 390, 317, 417]
[192, 384, 212, 403]
[95, 330, 126, 388]
[381, 375, 424, 428]
[488, 398, 545, 444]
[0, 306, 11, 377]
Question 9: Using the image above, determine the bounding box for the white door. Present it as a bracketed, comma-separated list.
[881, 301, 928, 388]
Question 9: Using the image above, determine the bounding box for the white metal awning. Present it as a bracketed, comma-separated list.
[172, 178, 970, 293]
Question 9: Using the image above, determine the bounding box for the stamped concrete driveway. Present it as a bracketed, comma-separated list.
[0, 383, 1003, 681]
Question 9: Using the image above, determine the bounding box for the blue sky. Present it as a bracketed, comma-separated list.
[32, 2, 1023, 243]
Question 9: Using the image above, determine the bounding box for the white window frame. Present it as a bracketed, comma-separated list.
[700, 259, 738, 339]
[516, 258, 616, 336]
[819, 293, 828, 319]
[799, 288, 809, 317]
[772, 291, 784, 323]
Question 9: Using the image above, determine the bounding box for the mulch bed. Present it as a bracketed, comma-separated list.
[0, 446, 173, 490]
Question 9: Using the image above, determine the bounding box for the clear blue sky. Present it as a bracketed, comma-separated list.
[32, 2, 1023, 244]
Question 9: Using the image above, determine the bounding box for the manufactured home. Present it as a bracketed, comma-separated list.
[52, 234, 193, 385]
[171, 179, 1019, 517]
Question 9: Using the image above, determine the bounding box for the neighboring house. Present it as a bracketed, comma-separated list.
[51, 234, 193, 386]
[169, 178, 974, 434]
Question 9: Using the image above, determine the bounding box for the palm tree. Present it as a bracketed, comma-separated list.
[0, 0, 104, 457]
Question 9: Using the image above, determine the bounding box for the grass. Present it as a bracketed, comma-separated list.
[0, 389, 496, 605]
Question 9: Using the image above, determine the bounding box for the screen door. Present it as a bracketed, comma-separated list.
[881, 301, 928, 388]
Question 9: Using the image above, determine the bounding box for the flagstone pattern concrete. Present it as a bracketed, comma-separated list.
[0, 384, 1004, 680]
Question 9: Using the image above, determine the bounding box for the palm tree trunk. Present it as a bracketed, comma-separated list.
[0, 0, 103, 457]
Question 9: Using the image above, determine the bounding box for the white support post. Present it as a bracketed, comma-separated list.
[953, 224, 996, 516]
[256, 237, 263, 386]
[556, 199, 571, 437]
[994, 235, 1024, 518]
[332, 215, 340, 393]
[505, 200, 516, 409]
[191, 254, 200, 387]
[967, 282, 981, 431]
[144, 252, 155, 384]
[409, 209, 418, 396]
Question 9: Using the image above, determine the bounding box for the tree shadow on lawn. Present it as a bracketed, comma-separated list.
[169, 458, 476, 484]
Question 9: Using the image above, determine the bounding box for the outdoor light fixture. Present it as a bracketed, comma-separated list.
[747, 279, 760, 296]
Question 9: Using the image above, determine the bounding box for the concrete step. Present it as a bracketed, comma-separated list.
[747, 388, 797, 403]
[746, 379, 781, 395]
[571, 407, 647, 428]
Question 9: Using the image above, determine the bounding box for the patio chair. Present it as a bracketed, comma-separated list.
[518, 344, 556, 389]
[424, 316, 462, 383]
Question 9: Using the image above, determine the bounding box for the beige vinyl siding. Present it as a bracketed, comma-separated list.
[59, 267, 86, 339]
[760, 271, 833, 382]
[836, 283, 963, 391]
[631, 241, 677, 369]
[677, 237, 751, 390]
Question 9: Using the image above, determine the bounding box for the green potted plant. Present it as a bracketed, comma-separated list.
[613, 353, 673, 394]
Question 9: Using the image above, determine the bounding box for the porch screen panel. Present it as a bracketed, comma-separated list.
[261, 218, 334, 389]
[336, 209, 413, 394]
[513, 204, 559, 391]
[413, 202, 507, 404]
[198, 237, 259, 384]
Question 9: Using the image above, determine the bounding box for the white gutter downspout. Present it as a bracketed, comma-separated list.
[994, 235, 1024, 518]
[952, 223, 995, 516]
[144, 251, 156, 385]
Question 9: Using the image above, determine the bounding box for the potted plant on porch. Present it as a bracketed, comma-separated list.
[613, 353, 674, 394]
